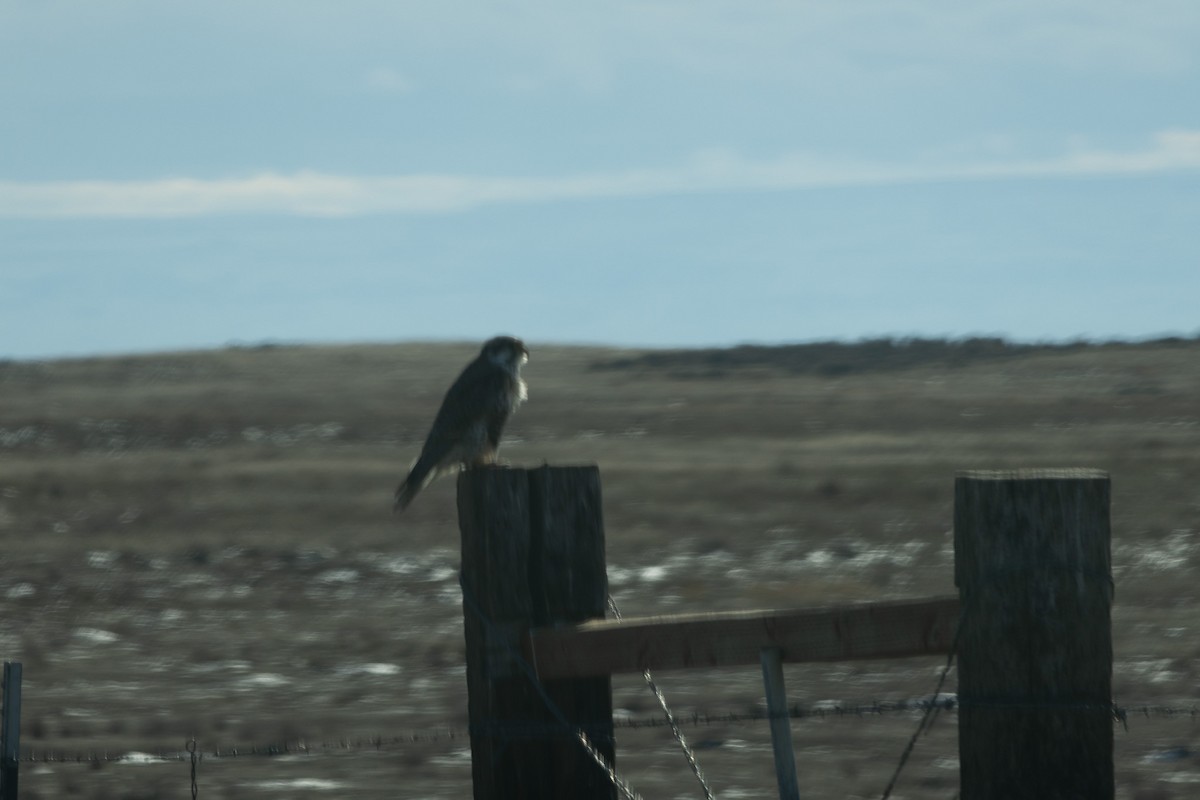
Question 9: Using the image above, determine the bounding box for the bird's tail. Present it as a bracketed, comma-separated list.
[393, 456, 436, 513]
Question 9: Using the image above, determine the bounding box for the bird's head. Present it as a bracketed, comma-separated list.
[482, 335, 529, 369]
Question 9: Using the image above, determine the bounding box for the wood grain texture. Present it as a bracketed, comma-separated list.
[954, 470, 1114, 800]
[526, 596, 960, 678]
[459, 466, 615, 800]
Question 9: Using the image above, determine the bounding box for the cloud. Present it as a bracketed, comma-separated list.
[364, 67, 415, 94]
[2, 130, 1198, 220]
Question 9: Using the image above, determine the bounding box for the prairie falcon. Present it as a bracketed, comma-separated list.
[393, 335, 529, 511]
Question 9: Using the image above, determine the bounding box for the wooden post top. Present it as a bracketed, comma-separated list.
[955, 468, 1109, 481]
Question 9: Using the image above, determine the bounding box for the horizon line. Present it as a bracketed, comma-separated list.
[7, 330, 1200, 364]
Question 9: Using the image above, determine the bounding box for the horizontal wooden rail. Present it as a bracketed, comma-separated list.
[525, 596, 960, 679]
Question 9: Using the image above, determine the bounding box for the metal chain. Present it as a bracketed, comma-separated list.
[609, 594, 717, 800]
[187, 737, 198, 800]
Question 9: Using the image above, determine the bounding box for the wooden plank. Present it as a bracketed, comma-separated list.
[955, 470, 1113, 800]
[526, 596, 960, 679]
[760, 648, 801, 800]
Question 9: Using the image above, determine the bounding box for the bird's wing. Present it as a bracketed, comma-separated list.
[419, 357, 509, 457]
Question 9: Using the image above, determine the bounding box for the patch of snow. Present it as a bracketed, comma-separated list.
[238, 673, 291, 688]
[87, 550, 118, 568]
[639, 565, 667, 583]
[75, 628, 119, 644]
[425, 566, 456, 582]
[117, 752, 167, 765]
[1161, 772, 1200, 784]
[251, 779, 346, 791]
[337, 663, 400, 677]
[430, 748, 472, 767]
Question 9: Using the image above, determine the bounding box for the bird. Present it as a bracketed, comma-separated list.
[394, 335, 530, 512]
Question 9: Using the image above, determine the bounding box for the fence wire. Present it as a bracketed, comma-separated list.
[881, 605, 963, 799]
[18, 698, 1196, 800]
[15, 699, 1199, 766]
[608, 594, 716, 800]
[458, 577, 644, 800]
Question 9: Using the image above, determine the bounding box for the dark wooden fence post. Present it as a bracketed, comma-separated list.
[1, 662, 21, 800]
[954, 469, 1113, 800]
[459, 466, 615, 800]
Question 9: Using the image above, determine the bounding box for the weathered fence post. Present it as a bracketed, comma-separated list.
[459, 465, 615, 800]
[954, 469, 1113, 800]
[1, 662, 21, 800]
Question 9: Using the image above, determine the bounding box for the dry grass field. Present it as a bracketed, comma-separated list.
[2, 337, 1199, 799]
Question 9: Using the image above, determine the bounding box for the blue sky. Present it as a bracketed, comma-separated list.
[2, 2, 1198, 359]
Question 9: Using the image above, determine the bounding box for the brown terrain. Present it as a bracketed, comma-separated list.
[1, 337, 1198, 799]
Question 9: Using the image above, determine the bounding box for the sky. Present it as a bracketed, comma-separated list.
[2, 1, 1199, 360]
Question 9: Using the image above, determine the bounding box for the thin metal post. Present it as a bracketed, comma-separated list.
[760, 647, 800, 800]
[1, 662, 21, 800]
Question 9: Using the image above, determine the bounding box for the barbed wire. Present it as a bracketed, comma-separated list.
[458, 577, 644, 800]
[881, 605, 963, 799]
[608, 593, 716, 800]
[15, 699, 1198, 766]
[186, 737, 198, 800]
